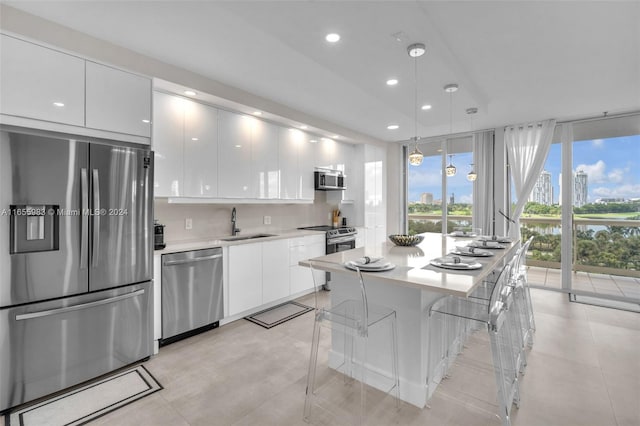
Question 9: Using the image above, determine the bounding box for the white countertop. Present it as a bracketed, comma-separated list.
[154, 228, 326, 255]
[300, 233, 519, 298]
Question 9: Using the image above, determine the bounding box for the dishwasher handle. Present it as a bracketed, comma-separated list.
[163, 253, 222, 266]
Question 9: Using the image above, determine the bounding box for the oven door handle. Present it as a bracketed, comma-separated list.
[328, 236, 356, 245]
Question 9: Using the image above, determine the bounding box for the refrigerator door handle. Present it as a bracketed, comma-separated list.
[92, 168, 100, 268]
[163, 254, 223, 266]
[15, 289, 146, 321]
[80, 168, 89, 269]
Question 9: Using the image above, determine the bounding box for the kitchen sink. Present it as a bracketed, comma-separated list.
[221, 233, 277, 242]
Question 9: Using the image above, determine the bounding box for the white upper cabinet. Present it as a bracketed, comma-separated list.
[184, 101, 218, 197]
[85, 61, 151, 137]
[298, 133, 316, 200]
[153, 92, 185, 197]
[251, 120, 280, 199]
[279, 128, 316, 200]
[278, 128, 300, 200]
[0, 34, 85, 126]
[218, 110, 253, 198]
[316, 138, 339, 170]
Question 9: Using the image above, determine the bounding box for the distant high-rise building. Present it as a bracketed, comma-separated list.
[559, 170, 589, 207]
[449, 193, 455, 205]
[529, 170, 553, 205]
[420, 192, 434, 204]
[574, 170, 588, 207]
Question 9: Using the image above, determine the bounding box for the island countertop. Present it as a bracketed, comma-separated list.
[300, 232, 519, 298]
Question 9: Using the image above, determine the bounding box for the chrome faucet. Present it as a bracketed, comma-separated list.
[231, 207, 241, 236]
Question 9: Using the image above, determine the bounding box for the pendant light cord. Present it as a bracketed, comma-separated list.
[413, 53, 418, 145]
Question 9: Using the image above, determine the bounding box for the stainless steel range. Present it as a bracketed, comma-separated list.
[298, 225, 357, 289]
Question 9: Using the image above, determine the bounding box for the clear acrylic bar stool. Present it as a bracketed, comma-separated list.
[303, 261, 400, 424]
[512, 236, 536, 348]
[427, 261, 521, 426]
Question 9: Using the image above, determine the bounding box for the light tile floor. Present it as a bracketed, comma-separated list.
[3, 289, 639, 425]
[528, 266, 640, 300]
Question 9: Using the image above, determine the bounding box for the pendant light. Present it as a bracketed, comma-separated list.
[466, 107, 478, 182]
[408, 43, 426, 166]
[444, 83, 458, 176]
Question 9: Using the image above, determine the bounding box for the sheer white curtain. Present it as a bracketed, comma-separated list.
[505, 119, 556, 239]
[472, 130, 494, 235]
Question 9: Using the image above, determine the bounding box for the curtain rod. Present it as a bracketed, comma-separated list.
[557, 110, 640, 125]
[398, 110, 640, 146]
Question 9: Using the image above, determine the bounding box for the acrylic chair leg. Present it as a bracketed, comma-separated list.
[344, 324, 354, 383]
[391, 313, 401, 410]
[303, 319, 321, 422]
[358, 334, 367, 426]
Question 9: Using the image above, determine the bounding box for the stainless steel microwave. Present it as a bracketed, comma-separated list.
[314, 169, 346, 190]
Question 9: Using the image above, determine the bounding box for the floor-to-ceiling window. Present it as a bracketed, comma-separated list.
[407, 136, 474, 235]
[519, 113, 640, 311]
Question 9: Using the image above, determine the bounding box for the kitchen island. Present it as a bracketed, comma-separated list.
[299, 232, 519, 408]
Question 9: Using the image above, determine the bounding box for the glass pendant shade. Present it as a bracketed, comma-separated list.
[446, 154, 457, 176]
[467, 169, 477, 181]
[408, 144, 424, 166]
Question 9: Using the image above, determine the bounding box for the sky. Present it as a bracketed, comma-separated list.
[408, 134, 640, 204]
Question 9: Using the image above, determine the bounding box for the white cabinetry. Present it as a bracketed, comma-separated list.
[153, 92, 218, 197]
[153, 92, 185, 197]
[278, 129, 315, 200]
[218, 110, 253, 198]
[363, 145, 387, 247]
[1, 34, 151, 141]
[228, 243, 263, 316]
[85, 61, 151, 137]
[251, 120, 280, 199]
[183, 101, 218, 197]
[289, 235, 325, 294]
[0, 34, 85, 126]
[262, 240, 291, 304]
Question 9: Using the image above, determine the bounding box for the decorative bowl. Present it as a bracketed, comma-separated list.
[388, 234, 424, 247]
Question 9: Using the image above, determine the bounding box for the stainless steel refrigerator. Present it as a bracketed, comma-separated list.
[0, 129, 154, 412]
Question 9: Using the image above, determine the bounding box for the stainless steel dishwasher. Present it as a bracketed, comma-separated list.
[160, 247, 223, 345]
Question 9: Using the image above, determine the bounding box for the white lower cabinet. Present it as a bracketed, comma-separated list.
[262, 240, 290, 304]
[228, 243, 263, 316]
[289, 235, 325, 294]
[227, 236, 323, 316]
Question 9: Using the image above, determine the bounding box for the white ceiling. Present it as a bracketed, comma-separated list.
[5, 1, 640, 143]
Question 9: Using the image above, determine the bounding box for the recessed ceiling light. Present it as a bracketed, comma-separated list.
[332, 135, 339, 139]
[184, 90, 197, 96]
[142, 119, 151, 123]
[386, 79, 398, 86]
[421, 104, 432, 110]
[253, 111, 262, 116]
[300, 125, 308, 130]
[234, 144, 242, 148]
[387, 124, 399, 130]
[310, 139, 318, 143]
[191, 137, 199, 141]
[444, 83, 459, 93]
[52, 102, 65, 107]
[325, 33, 340, 43]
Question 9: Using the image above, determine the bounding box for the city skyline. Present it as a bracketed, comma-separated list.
[408, 134, 640, 205]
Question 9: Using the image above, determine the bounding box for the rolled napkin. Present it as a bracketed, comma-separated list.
[356, 256, 383, 265]
[455, 246, 477, 255]
[437, 256, 463, 266]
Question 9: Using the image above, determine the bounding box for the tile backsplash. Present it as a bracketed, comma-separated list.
[154, 192, 354, 243]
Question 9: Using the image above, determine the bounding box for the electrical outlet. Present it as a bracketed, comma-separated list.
[263, 215, 271, 225]
[185, 218, 193, 230]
